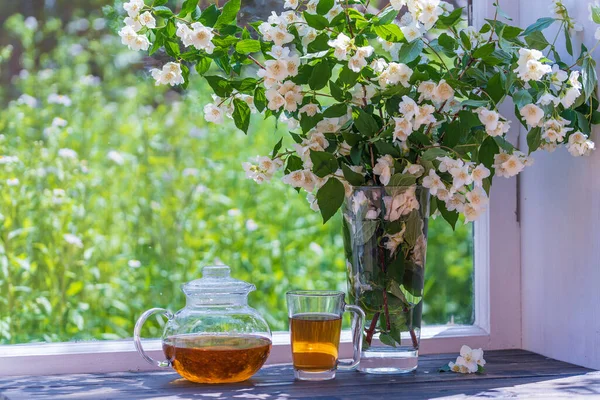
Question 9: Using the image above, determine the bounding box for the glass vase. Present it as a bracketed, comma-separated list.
[342, 185, 430, 374]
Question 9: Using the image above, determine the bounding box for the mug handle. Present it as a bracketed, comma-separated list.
[133, 307, 174, 368]
[337, 304, 366, 371]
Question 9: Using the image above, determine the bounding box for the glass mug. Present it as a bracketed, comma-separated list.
[286, 291, 365, 381]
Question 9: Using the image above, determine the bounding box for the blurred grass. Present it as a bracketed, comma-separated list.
[0, 10, 472, 344]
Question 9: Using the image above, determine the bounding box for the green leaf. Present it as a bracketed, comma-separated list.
[272, 138, 283, 158]
[153, 6, 173, 17]
[329, 81, 347, 102]
[215, 0, 240, 28]
[377, 8, 399, 25]
[472, 42, 495, 58]
[521, 17, 555, 36]
[421, 148, 447, 161]
[353, 108, 379, 136]
[388, 174, 416, 187]
[164, 39, 180, 57]
[303, 11, 329, 30]
[479, 136, 500, 169]
[461, 99, 489, 108]
[154, 0, 169, 5]
[235, 39, 260, 54]
[437, 201, 458, 230]
[436, 7, 463, 28]
[309, 60, 332, 90]
[438, 33, 456, 50]
[254, 86, 266, 112]
[307, 33, 330, 53]
[342, 164, 364, 186]
[525, 31, 549, 50]
[232, 98, 251, 134]
[338, 66, 360, 86]
[512, 89, 533, 109]
[379, 333, 397, 347]
[582, 57, 597, 100]
[526, 127, 541, 154]
[397, 40, 424, 63]
[591, 4, 600, 23]
[195, 57, 212, 75]
[317, 0, 334, 15]
[199, 4, 221, 27]
[323, 103, 348, 118]
[439, 364, 452, 373]
[459, 30, 472, 51]
[441, 120, 464, 148]
[564, 26, 573, 56]
[205, 75, 232, 97]
[374, 24, 405, 43]
[179, 0, 199, 17]
[404, 210, 422, 247]
[486, 73, 504, 105]
[316, 177, 345, 223]
[310, 151, 339, 178]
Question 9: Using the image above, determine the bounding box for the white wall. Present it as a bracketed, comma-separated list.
[519, 0, 600, 369]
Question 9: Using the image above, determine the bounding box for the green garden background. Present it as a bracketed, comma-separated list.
[0, 0, 473, 344]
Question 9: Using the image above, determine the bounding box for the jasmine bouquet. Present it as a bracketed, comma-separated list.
[111, 0, 597, 228]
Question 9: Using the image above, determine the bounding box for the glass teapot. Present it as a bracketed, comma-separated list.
[134, 265, 272, 384]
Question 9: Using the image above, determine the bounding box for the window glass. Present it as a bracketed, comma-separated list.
[0, 0, 472, 344]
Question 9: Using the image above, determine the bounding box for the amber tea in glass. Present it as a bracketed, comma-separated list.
[163, 334, 271, 384]
[287, 291, 365, 381]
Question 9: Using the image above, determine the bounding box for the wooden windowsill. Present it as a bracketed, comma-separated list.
[0, 350, 598, 399]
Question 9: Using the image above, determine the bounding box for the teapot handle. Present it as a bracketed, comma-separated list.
[134, 307, 174, 368]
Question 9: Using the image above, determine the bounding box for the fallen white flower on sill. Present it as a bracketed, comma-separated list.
[441, 345, 486, 374]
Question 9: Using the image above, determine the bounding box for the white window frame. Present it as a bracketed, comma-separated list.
[0, 0, 523, 377]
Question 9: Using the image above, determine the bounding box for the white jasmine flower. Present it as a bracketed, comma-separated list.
[398, 95, 419, 120]
[124, 16, 142, 32]
[128, 259, 142, 268]
[63, 233, 83, 248]
[413, 104, 436, 130]
[284, 0, 298, 9]
[245, 156, 284, 184]
[150, 62, 185, 86]
[561, 86, 581, 108]
[138, 11, 156, 29]
[433, 80, 455, 103]
[373, 155, 395, 186]
[477, 108, 500, 131]
[299, 103, 320, 117]
[471, 164, 490, 186]
[118, 25, 151, 51]
[446, 193, 466, 213]
[393, 117, 413, 142]
[316, 118, 341, 133]
[569, 70, 582, 90]
[204, 103, 225, 124]
[379, 63, 413, 87]
[328, 33, 353, 61]
[422, 169, 445, 195]
[401, 22, 423, 42]
[417, 81, 436, 102]
[499, 154, 525, 177]
[259, 59, 289, 82]
[403, 163, 424, 177]
[449, 165, 473, 190]
[306, 192, 320, 212]
[538, 93, 560, 106]
[282, 169, 319, 191]
[449, 361, 470, 374]
[437, 156, 463, 173]
[549, 64, 568, 89]
[567, 132, 595, 157]
[458, 345, 485, 373]
[519, 104, 544, 127]
[466, 187, 488, 211]
[123, 0, 144, 18]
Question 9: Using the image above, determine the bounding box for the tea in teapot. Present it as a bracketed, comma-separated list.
[163, 334, 271, 383]
[134, 266, 272, 384]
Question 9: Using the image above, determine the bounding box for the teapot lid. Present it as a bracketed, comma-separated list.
[182, 265, 255, 296]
